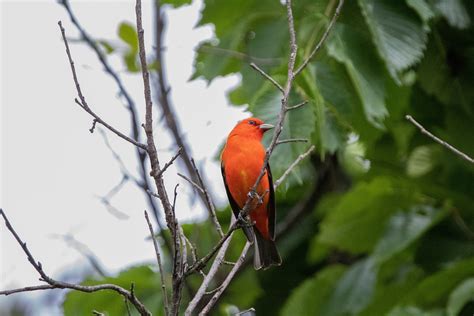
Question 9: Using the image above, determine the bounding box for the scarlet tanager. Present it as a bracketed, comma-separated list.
[221, 117, 282, 269]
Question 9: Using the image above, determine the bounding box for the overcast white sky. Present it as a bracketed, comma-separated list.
[1, 0, 246, 313]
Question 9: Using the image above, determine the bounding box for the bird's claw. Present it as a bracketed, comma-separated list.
[237, 213, 254, 228]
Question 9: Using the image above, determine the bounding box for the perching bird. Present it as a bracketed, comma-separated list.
[221, 117, 282, 269]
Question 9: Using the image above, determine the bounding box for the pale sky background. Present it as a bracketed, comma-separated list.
[1, 0, 246, 314]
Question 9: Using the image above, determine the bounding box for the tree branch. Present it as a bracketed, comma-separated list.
[406, 115, 474, 164]
[276, 138, 309, 146]
[59, 0, 169, 242]
[58, 21, 147, 150]
[184, 235, 234, 316]
[198, 242, 251, 315]
[274, 145, 315, 188]
[135, 1, 183, 314]
[0, 209, 151, 316]
[153, 1, 214, 210]
[294, 0, 344, 76]
[250, 62, 284, 92]
[144, 210, 169, 316]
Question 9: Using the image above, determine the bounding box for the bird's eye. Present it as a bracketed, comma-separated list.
[248, 120, 257, 126]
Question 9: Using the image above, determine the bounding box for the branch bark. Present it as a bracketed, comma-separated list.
[0, 209, 151, 316]
[406, 115, 474, 164]
[144, 210, 169, 316]
[135, 1, 184, 314]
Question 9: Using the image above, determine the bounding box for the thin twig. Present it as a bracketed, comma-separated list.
[294, 0, 344, 76]
[178, 173, 205, 194]
[286, 100, 308, 111]
[274, 145, 315, 188]
[144, 210, 169, 316]
[198, 242, 251, 315]
[191, 159, 224, 237]
[0, 285, 55, 296]
[250, 62, 284, 93]
[0, 209, 151, 316]
[184, 223, 240, 276]
[154, 147, 183, 178]
[406, 115, 474, 164]
[58, 21, 147, 150]
[184, 236, 234, 316]
[276, 138, 308, 146]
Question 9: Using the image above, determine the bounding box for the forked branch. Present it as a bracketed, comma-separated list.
[0, 209, 151, 316]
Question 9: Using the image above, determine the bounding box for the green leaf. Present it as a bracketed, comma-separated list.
[372, 206, 447, 263]
[358, 0, 428, 82]
[318, 177, 413, 253]
[118, 22, 138, 51]
[406, 0, 436, 24]
[403, 257, 474, 307]
[118, 22, 139, 72]
[387, 306, 445, 316]
[161, 0, 192, 8]
[63, 265, 161, 315]
[296, 65, 346, 154]
[193, 0, 282, 82]
[327, 23, 388, 127]
[281, 265, 346, 316]
[320, 258, 378, 316]
[447, 278, 474, 316]
[432, 0, 471, 29]
[341, 137, 371, 175]
[406, 145, 438, 177]
[314, 58, 382, 145]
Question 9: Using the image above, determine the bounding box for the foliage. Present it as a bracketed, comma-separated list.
[61, 0, 474, 315]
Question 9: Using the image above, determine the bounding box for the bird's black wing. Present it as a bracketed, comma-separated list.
[266, 163, 276, 240]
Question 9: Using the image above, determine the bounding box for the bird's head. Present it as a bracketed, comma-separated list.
[229, 117, 274, 140]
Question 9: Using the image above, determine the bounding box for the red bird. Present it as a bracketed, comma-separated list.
[221, 117, 282, 269]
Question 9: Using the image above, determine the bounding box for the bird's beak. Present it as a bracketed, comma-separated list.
[259, 123, 274, 131]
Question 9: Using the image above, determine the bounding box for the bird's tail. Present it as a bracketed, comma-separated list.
[253, 229, 282, 270]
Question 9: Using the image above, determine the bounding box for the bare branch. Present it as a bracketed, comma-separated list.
[276, 138, 308, 146]
[0, 209, 151, 315]
[294, 0, 344, 76]
[406, 115, 474, 164]
[250, 62, 284, 93]
[184, 235, 234, 316]
[154, 147, 183, 178]
[60, 0, 167, 238]
[58, 21, 147, 150]
[153, 1, 213, 209]
[191, 159, 224, 237]
[274, 145, 315, 189]
[144, 210, 169, 316]
[178, 173, 204, 194]
[0, 284, 56, 296]
[135, 1, 183, 314]
[89, 119, 98, 133]
[198, 242, 251, 315]
[185, 223, 240, 276]
[286, 100, 308, 111]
